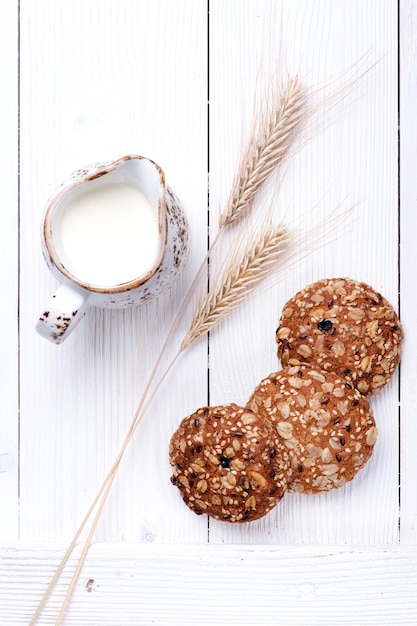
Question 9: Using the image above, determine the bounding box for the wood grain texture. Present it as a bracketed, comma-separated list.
[0, 0, 19, 542]
[1, 544, 417, 625]
[399, 0, 417, 545]
[1, 0, 415, 623]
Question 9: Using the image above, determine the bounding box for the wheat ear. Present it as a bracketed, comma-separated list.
[219, 76, 305, 228]
[181, 222, 289, 350]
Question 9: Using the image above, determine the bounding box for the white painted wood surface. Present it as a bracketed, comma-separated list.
[1, 0, 416, 623]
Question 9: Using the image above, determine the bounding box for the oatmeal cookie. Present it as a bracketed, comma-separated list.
[247, 366, 377, 494]
[276, 277, 403, 396]
[169, 403, 290, 522]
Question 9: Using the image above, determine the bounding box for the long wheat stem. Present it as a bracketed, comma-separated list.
[30, 349, 158, 625]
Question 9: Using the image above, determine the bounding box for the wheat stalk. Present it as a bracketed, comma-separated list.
[219, 76, 305, 228]
[30, 76, 306, 625]
[181, 222, 289, 350]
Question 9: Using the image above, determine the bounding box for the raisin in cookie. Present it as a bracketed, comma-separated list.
[169, 403, 290, 522]
[247, 366, 377, 494]
[276, 277, 403, 396]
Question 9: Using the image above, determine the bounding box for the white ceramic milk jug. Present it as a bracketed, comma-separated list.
[36, 155, 189, 344]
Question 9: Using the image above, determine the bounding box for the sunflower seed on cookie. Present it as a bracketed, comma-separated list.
[247, 366, 377, 494]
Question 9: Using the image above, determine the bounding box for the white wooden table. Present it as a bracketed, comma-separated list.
[1, 1, 416, 624]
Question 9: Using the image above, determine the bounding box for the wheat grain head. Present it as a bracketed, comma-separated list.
[219, 76, 305, 228]
[181, 222, 289, 350]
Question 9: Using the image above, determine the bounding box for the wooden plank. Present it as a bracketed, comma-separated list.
[1, 544, 416, 625]
[0, 0, 19, 541]
[208, 0, 400, 544]
[18, 0, 208, 543]
[399, 0, 417, 545]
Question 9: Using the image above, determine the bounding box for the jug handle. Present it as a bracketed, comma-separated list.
[36, 281, 91, 344]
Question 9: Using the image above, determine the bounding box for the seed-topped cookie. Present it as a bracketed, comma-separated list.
[247, 366, 377, 494]
[169, 403, 290, 523]
[276, 277, 403, 396]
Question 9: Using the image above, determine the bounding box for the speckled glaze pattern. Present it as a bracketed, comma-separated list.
[36, 155, 190, 344]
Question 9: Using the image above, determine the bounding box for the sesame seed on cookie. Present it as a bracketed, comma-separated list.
[169, 403, 291, 522]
